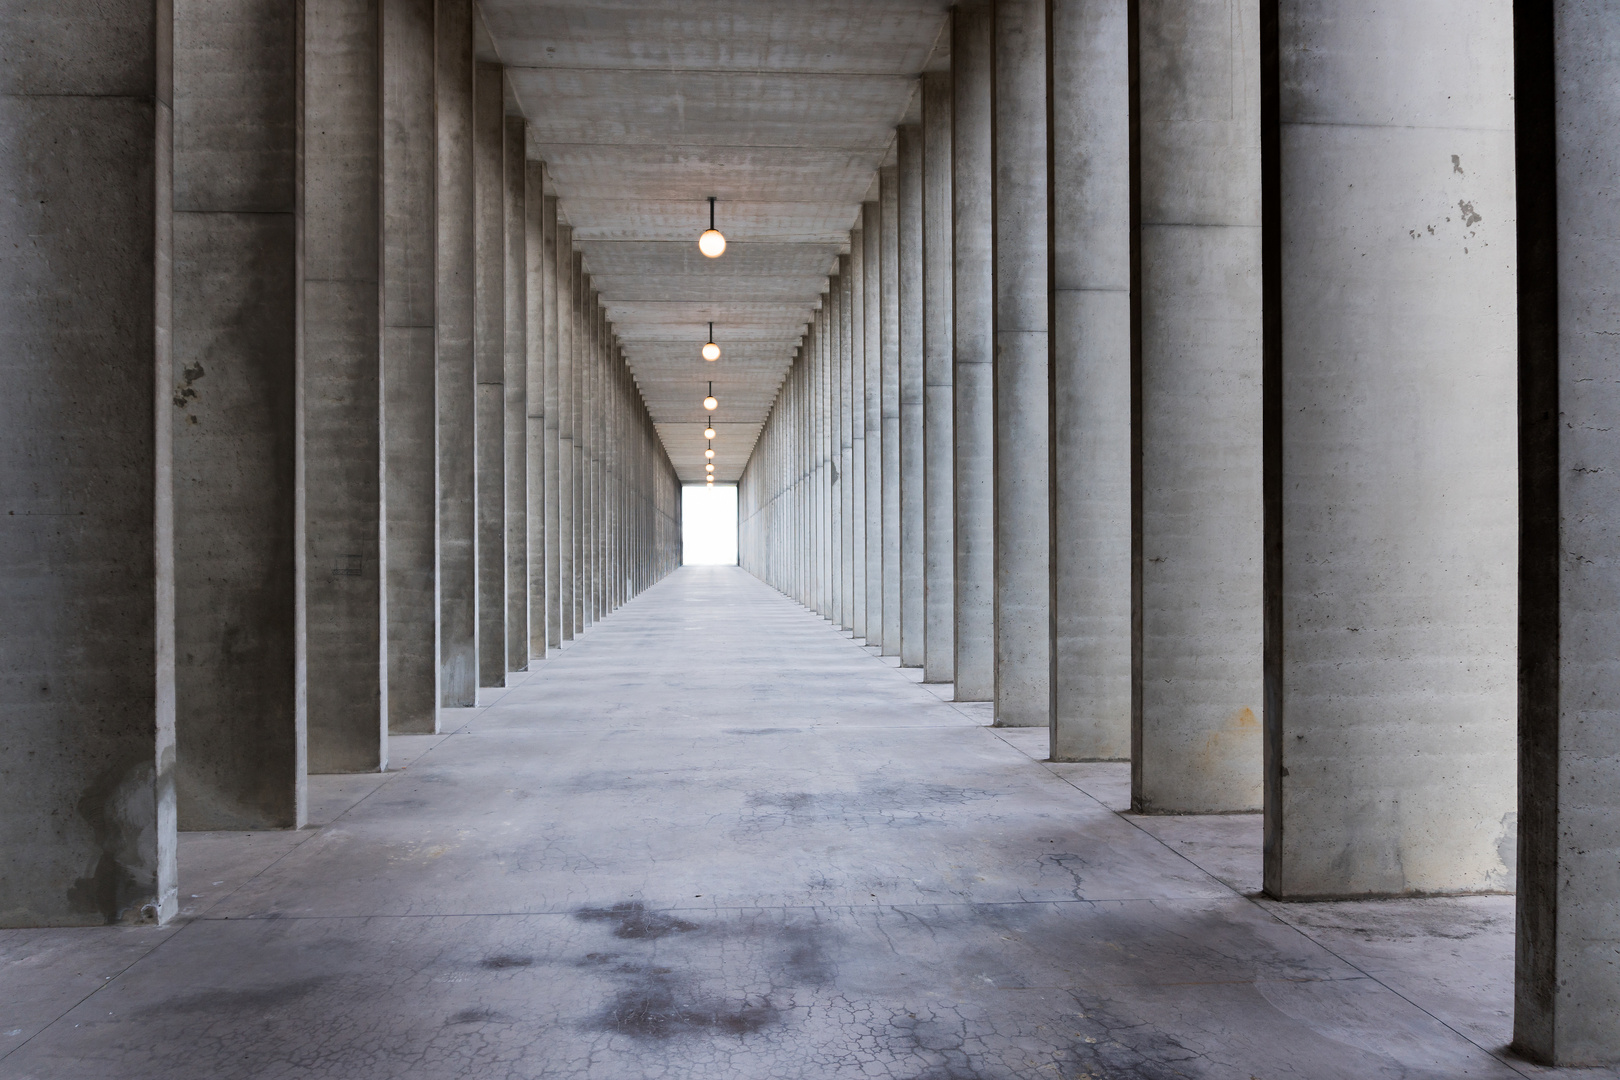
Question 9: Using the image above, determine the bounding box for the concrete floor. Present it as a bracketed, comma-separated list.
[0, 566, 1609, 1079]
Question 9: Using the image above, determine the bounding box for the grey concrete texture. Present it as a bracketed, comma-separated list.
[171, 0, 302, 826]
[921, 69, 955, 686]
[1267, 1, 1518, 899]
[897, 123, 927, 669]
[950, 0, 996, 704]
[990, 0, 1051, 729]
[0, 1, 178, 927]
[542, 193, 562, 652]
[1, 567, 1605, 1079]
[524, 162, 547, 663]
[863, 205, 884, 645]
[305, 0, 386, 775]
[382, 0, 440, 736]
[849, 229, 868, 642]
[880, 166, 902, 657]
[1048, 0, 1131, 763]
[504, 116, 530, 673]
[475, 60, 508, 691]
[556, 225, 575, 642]
[436, 0, 479, 708]
[1133, 0, 1264, 812]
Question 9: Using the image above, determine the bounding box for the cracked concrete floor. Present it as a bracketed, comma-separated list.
[1, 566, 1609, 1080]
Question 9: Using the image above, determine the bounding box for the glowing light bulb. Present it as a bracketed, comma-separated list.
[698, 197, 726, 258]
[703, 427, 716, 440]
[702, 341, 721, 361]
[705, 448, 715, 459]
[703, 395, 718, 411]
[706, 463, 715, 473]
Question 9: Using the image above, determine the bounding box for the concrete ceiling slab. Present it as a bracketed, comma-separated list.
[479, 0, 949, 480]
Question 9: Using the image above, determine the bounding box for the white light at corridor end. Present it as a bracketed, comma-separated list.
[682, 483, 737, 565]
[698, 197, 726, 258]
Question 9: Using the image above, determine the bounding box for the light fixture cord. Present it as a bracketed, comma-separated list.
[709, 196, 715, 230]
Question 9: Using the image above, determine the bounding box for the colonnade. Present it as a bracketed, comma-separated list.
[0, 1, 680, 928]
[738, 0, 1620, 1064]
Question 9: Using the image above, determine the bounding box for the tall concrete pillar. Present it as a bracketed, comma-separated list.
[306, 0, 385, 772]
[840, 262, 855, 632]
[880, 164, 903, 656]
[555, 223, 575, 641]
[850, 229, 868, 641]
[435, 0, 478, 707]
[990, 0, 1049, 727]
[570, 254, 585, 635]
[898, 124, 926, 668]
[951, 1, 995, 702]
[1048, 0, 1131, 761]
[863, 205, 884, 643]
[172, 0, 303, 823]
[922, 71, 954, 684]
[541, 189, 560, 651]
[382, 0, 439, 734]
[473, 61, 506, 690]
[0, 0, 177, 926]
[1265, 0, 1516, 893]
[1132, 0, 1262, 808]
[524, 159, 548, 662]
[504, 116, 528, 671]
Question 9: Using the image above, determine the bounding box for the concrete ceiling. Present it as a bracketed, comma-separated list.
[481, 0, 950, 483]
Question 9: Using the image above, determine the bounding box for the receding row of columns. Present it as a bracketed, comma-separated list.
[1, 0, 680, 930]
[737, 0, 1619, 1063]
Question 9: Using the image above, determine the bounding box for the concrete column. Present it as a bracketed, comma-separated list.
[555, 223, 575, 641]
[898, 124, 926, 668]
[435, 0, 477, 707]
[863, 203, 884, 644]
[922, 71, 954, 684]
[1515, 8, 1620, 1059]
[840, 262, 855, 631]
[541, 189, 560, 651]
[991, 0, 1049, 727]
[172, 0, 302, 823]
[382, 0, 439, 734]
[1133, 0, 1262, 808]
[952, 0, 995, 702]
[1264, 1, 1517, 893]
[524, 160, 547, 662]
[850, 228, 868, 641]
[0, 0, 177, 926]
[880, 165, 902, 656]
[1048, 0, 1130, 761]
[473, 62, 506, 689]
[570, 254, 585, 635]
[503, 116, 528, 671]
[306, 0, 385, 772]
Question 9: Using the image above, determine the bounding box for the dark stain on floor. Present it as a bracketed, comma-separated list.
[574, 900, 700, 939]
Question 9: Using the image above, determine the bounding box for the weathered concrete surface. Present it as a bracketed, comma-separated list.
[880, 166, 902, 657]
[542, 191, 562, 652]
[171, 0, 303, 824]
[305, 0, 385, 775]
[381, 0, 440, 735]
[437, 0, 479, 708]
[525, 162, 549, 663]
[0, 568, 1589, 1078]
[990, 0, 1050, 728]
[1515, 0, 1620, 1064]
[557, 225, 575, 642]
[505, 116, 529, 672]
[1048, 0, 1131, 762]
[474, 61, 507, 690]
[897, 125, 926, 669]
[850, 229, 868, 642]
[0, 0, 178, 926]
[1265, 1, 1517, 899]
[950, 0, 995, 704]
[863, 204, 884, 644]
[921, 70, 953, 685]
[1133, 0, 1264, 810]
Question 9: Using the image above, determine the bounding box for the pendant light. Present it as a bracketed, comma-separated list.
[706, 463, 715, 473]
[702, 381, 718, 412]
[698, 197, 726, 258]
[702, 322, 721, 362]
[703, 421, 716, 440]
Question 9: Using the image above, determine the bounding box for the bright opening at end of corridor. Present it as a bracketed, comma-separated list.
[682, 484, 737, 566]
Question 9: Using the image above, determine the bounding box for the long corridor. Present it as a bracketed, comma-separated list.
[0, 567, 1584, 1079]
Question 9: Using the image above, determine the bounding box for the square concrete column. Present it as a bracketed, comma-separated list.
[990, 0, 1050, 727]
[850, 229, 868, 641]
[0, 0, 178, 926]
[863, 205, 884, 643]
[840, 263, 855, 632]
[1132, 0, 1263, 808]
[382, 0, 439, 734]
[541, 192, 560, 651]
[473, 61, 506, 690]
[524, 160, 548, 662]
[1048, 0, 1130, 761]
[556, 224, 575, 641]
[503, 116, 529, 672]
[951, 0, 995, 702]
[172, 0, 303, 824]
[435, 0, 478, 707]
[897, 124, 926, 669]
[570, 254, 584, 635]
[921, 70, 954, 685]
[305, 0, 386, 774]
[1263, 0, 1517, 897]
[880, 165, 903, 655]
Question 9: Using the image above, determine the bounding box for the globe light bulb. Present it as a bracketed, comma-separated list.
[703, 395, 718, 411]
[703, 427, 716, 440]
[705, 448, 715, 459]
[698, 197, 726, 258]
[706, 463, 715, 473]
[702, 341, 721, 361]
